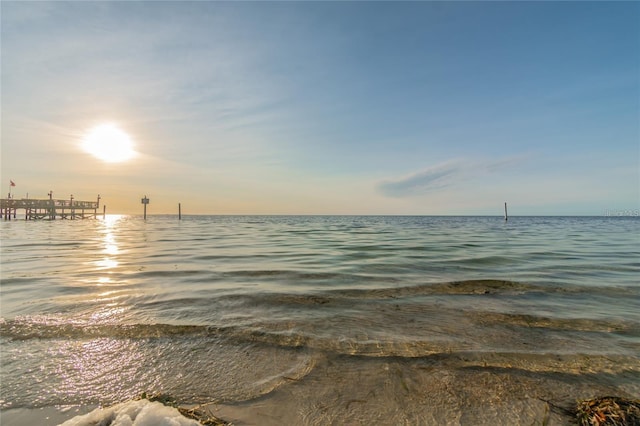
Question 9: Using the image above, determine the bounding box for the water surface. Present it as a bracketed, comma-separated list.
[1, 215, 639, 424]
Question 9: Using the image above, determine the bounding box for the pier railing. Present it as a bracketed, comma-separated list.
[1, 199, 98, 209]
[1, 197, 102, 220]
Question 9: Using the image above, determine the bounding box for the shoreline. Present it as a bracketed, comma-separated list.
[3, 354, 638, 426]
[2, 376, 639, 426]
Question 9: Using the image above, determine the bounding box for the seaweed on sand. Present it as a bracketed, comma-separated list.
[138, 392, 231, 425]
[576, 397, 640, 426]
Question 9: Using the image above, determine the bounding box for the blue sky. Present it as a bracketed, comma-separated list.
[1, 1, 638, 215]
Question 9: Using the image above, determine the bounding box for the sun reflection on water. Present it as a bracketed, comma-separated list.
[83, 214, 134, 323]
[96, 258, 119, 270]
[96, 215, 124, 272]
[104, 233, 118, 255]
[51, 338, 145, 404]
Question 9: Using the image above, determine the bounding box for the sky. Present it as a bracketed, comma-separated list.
[1, 1, 638, 215]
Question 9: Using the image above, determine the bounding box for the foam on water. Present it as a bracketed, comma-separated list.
[60, 399, 199, 426]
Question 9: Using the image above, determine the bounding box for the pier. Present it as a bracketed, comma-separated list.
[1, 194, 103, 220]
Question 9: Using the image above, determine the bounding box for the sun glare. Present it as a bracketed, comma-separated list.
[82, 124, 136, 163]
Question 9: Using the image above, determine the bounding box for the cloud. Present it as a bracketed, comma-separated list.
[377, 156, 525, 197]
[377, 160, 464, 197]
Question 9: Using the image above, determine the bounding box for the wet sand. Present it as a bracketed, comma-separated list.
[208, 351, 639, 425]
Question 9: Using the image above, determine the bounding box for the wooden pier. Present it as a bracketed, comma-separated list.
[1, 195, 103, 220]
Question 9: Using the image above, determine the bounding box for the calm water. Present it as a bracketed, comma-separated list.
[1, 215, 639, 424]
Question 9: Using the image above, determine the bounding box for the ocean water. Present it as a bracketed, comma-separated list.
[1, 215, 639, 425]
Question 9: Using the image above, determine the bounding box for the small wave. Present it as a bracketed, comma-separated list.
[3, 311, 638, 359]
[0, 277, 46, 286]
[329, 279, 640, 299]
[205, 280, 549, 309]
[0, 319, 487, 357]
[113, 280, 640, 316]
[441, 255, 518, 266]
[224, 270, 352, 280]
[471, 311, 640, 335]
[0, 321, 207, 341]
[131, 270, 210, 279]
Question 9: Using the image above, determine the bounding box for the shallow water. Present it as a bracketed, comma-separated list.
[1, 215, 639, 424]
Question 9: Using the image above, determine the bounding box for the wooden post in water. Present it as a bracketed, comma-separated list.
[504, 202, 508, 221]
[141, 196, 149, 220]
[103, 205, 106, 219]
[178, 203, 182, 220]
[48, 191, 54, 220]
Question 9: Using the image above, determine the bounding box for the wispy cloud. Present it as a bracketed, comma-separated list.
[377, 160, 464, 197]
[377, 156, 525, 197]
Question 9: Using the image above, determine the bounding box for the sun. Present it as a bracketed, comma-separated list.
[82, 124, 136, 163]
